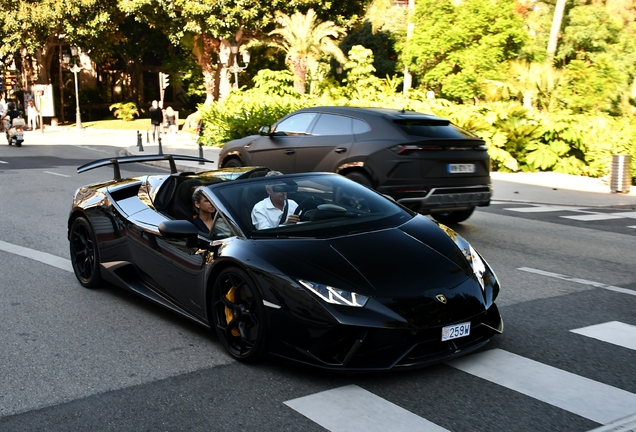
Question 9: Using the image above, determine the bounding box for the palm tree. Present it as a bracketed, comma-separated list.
[268, 9, 347, 94]
[484, 61, 563, 112]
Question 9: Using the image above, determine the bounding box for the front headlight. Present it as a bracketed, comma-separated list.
[298, 280, 369, 307]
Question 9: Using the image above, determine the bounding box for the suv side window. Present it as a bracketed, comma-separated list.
[274, 113, 317, 136]
[310, 114, 352, 136]
[352, 118, 371, 134]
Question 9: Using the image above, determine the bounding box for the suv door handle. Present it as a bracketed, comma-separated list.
[335, 148, 347, 153]
[285, 150, 295, 155]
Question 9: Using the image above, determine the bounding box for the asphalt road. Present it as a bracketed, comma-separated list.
[1, 143, 635, 432]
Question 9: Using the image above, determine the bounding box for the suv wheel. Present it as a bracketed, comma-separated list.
[223, 158, 244, 168]
[345, 171, 372, 188]
[431, 207, 475, 224]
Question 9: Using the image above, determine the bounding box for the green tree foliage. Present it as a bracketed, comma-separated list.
[119, 0, 368, 102]
[0, 0, 124, 84]
[403, 0, 527, 103]
[341, 21, 400, 80]
[557, 5, 622, 64]
[560, 56, 626, 114]
[267, 9, 347, 94]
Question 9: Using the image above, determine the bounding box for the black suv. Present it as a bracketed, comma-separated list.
[218, 106, 491, 223]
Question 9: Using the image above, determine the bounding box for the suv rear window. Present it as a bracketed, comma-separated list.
[393, 119, 476, 139]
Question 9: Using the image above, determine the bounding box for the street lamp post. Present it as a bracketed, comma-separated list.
[62, 46, 83, 129]
[220, 42, 250, 88]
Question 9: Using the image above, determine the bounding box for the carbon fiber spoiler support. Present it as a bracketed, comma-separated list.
[76, 154, 214, 180]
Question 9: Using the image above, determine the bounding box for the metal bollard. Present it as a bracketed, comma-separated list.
[137, 131, 144, 152]
[198, 142, 204, 165]
[157, 136, 163, 155]
[610, 154, 631, 193]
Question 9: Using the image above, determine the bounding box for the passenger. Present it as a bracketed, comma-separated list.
[251, 171, 299, 229]
[192, 187, 231, 237]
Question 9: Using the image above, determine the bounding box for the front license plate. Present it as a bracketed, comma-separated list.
[441, 322, 471, 341]
[447, 163, 476, 174]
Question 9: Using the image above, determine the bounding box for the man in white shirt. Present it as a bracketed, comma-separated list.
[251, 171, 300, 229]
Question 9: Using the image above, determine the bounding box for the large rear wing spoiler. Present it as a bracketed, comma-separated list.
[77, 154, 213, 180]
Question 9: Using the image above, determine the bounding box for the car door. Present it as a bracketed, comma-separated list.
[124, 207, 209, 318]
[246, 112, 318, 174]
[293, 113, 355, 173]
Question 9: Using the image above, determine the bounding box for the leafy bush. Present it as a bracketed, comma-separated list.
[109, 102, 139, 122]
[198, 70, 313, 147]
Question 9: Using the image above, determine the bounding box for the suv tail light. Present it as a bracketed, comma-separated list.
[390, 143, 487, 154]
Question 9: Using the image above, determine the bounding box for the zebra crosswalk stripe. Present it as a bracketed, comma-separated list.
[447, 348, 636, 425]
[571, 321, 636, 351]
[284, 384, 450, 432]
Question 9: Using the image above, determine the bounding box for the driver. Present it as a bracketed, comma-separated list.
[251, 171, 299, 229]
[1, 102, 20, 129]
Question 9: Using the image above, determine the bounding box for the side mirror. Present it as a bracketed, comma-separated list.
[158, 220, 200, 248]
[258, 125, 272, 136]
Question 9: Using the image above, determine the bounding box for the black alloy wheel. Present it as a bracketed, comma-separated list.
[431, 207, 476, 224]
[223, 158, 244, 168]
[69, 217, 102, 288]
[211, 267, 268, 362]
[345, 171, 373, 188]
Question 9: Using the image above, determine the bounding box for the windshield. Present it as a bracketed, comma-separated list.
[211, 173, 414, 239]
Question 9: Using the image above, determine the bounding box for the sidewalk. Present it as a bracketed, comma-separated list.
[22, 127, 636, 209]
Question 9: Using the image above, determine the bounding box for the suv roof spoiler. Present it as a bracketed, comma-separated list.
[77, 154, 214, 180]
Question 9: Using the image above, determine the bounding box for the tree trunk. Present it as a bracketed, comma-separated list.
[547, 0, 567, 63]
[290, 57, 308, 94]
[193, 34, 221, 105]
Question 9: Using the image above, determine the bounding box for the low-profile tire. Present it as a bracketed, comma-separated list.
[431, 207, 475, 224]
[211, 267, 268, 362]
[345, 171, 373, 188]
[69, 217, 102, 288]
[222, 157, 244, 168]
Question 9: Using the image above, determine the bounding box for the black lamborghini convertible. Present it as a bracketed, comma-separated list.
[68, 154, 503, 371]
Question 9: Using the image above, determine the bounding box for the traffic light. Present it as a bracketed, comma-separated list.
[159, 72, 170, 90]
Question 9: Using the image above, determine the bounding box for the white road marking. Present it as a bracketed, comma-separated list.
[561, 214, 625, 221]
[629, 226, 636, 229]
[611, 211, 636, 219]
[43, 170, 71, 178]
[0, 160, 8, 164]
[587, 413, 636, 432]
[571, 321, 636, 351]
[504, 205, 582, 213]
[448, 349, 636, 425]
[518, 267, 636, 297]
[0, 240, 73, 273]
[284, 384, 449, 432]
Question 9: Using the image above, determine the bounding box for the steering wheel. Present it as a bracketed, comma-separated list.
[294, 196, 325, 221]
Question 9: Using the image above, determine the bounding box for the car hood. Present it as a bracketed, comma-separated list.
[257, 217, 474, 299]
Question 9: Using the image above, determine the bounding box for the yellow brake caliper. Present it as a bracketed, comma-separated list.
[224, 286, 241, 337]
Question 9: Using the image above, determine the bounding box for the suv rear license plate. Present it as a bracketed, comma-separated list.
[448, 163, 476, 173]
[442, 322, 471, 341]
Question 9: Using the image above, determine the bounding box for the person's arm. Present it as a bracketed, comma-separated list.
[251, 207, 271, 230]
[282, 200, 300, 225]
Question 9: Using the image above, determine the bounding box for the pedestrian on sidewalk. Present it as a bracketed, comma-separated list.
[149, 100, 163, 142]
[165, 106, 177, 134]
[27, 100, 39, 130]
